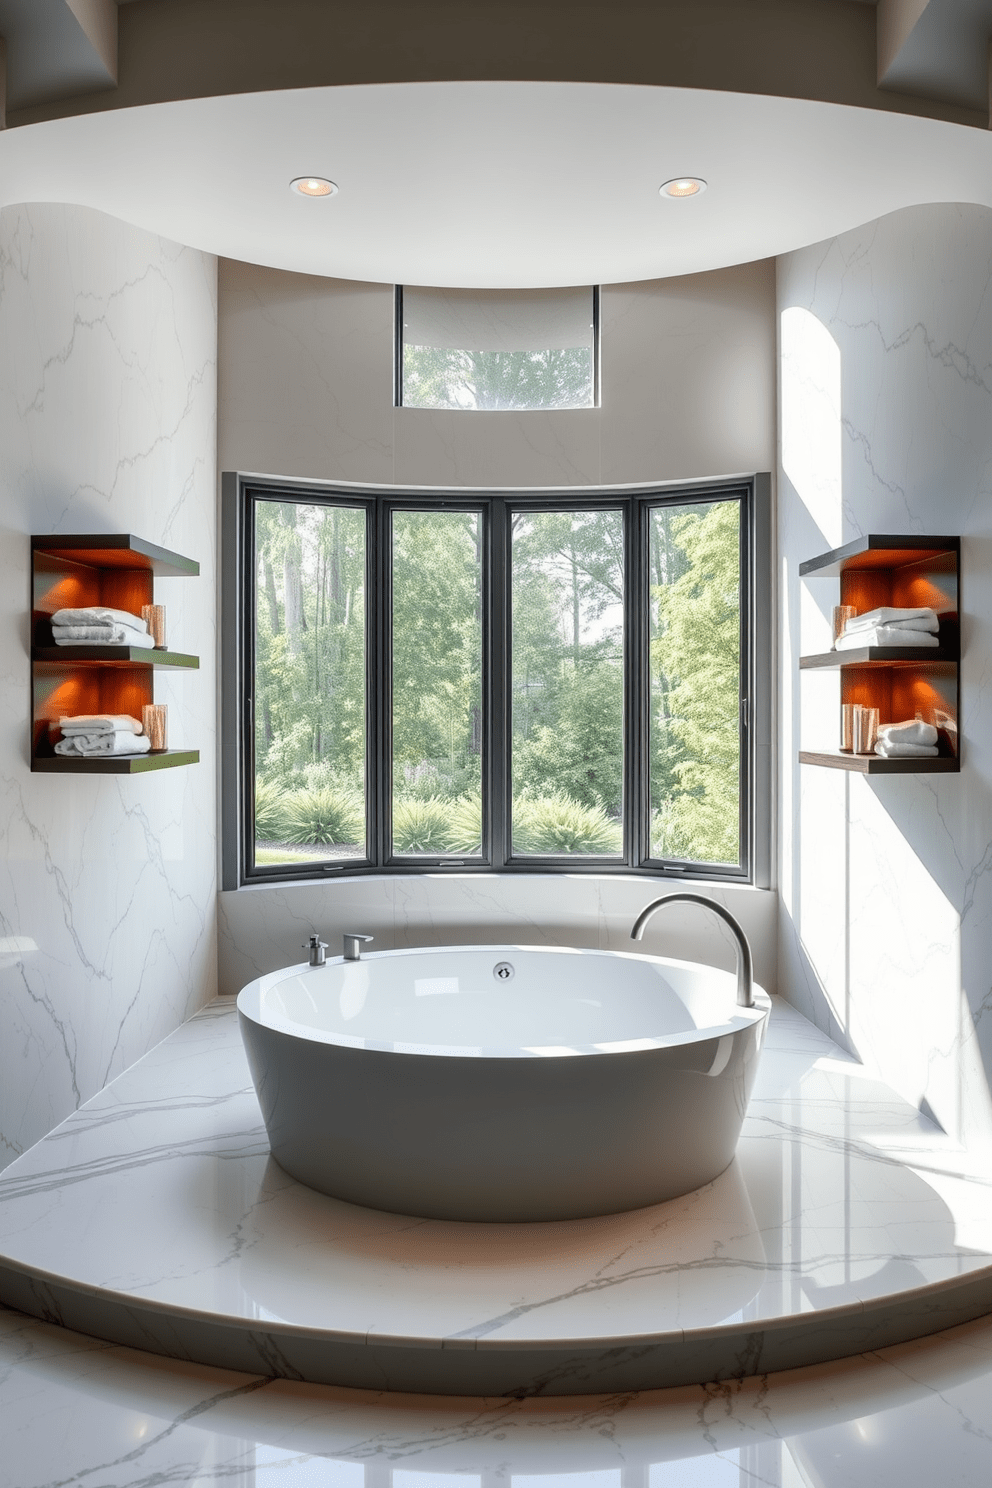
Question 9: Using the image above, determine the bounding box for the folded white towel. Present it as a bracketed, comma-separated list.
[52, 624, 156, 649]
[54, 732, 152, 757]
[51, 606, 149, 634]
[59, 714, 143, 736]
[843, 606, 940, 633]
[874, 741, 939, 758]
[876, 719, 938, 748]
[835, 625, 939, 651]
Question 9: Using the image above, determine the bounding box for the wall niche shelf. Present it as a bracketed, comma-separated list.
[798, 534, 959, 775]
[31, 534, 200, 774]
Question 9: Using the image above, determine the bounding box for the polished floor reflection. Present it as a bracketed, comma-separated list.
[6, 1300, 992, 1486]
[2, 995, 992, 1393]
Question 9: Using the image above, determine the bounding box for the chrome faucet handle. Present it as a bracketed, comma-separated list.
[302, 934, 328, 968]
[343, 933, 374, 963]
[630, 893, 754, 1008]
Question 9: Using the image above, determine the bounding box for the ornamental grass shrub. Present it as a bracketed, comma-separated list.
[281, 786, 365, 846]
[392, 796, 456, 854]
[253, 779, 292, 842]
[513, 794, 622, 855]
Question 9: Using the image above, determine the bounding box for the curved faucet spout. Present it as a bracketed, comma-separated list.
[630, 893, 754, 1008]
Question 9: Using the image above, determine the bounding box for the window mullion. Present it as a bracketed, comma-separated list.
[373, 499, 391, 868]
[488, 497, 509, 870]
[625, 497, 645, 869]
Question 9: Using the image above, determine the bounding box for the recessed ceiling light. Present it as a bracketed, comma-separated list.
[660, 177, 707, 199]
[290, 177, 338, 198]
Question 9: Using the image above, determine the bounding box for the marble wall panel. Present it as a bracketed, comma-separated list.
[218, 875, 777, 999]
[0, 203, 218, 1169]
[778, 203, 992, 1149]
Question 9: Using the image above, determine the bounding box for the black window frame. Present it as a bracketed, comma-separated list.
[221, 473, 771, 890]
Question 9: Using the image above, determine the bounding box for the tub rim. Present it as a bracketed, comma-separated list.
[237, 943, 771, 1061]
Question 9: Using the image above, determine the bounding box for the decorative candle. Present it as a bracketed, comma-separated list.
[833, 604, 856, 643]
[853, 705, 879, 755]
[142, 703, 168, 751]
[141, 604, 167, 649]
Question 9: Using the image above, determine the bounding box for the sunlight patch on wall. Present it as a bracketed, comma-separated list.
[781, 306, 843, 551]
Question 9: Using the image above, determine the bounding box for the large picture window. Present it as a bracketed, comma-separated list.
[222, 477, 769, 886]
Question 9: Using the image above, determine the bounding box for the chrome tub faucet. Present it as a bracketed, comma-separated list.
[630, 892, 754, 1008]
[343, 933, 374, 962]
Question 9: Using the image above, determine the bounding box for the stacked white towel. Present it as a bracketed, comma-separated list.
[873, 719, 940, 759]
[835, 606, 941, 651]
[50, 606, 155, 649]
[55, 713, 151, 757]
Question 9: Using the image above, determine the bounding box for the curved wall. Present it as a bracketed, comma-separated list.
[0, 203, 218, 1169]
[778, 201, 992, 1148]
[215, 254, 779, 996]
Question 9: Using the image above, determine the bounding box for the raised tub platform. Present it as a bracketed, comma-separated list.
[1, 996, 992, 1396]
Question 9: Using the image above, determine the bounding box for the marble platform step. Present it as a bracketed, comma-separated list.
[2, 998, 992, 1397]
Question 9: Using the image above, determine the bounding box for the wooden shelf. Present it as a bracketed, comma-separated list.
[799, 534, 958, 579]
[800, 750, 959, 774]
[799, 534, 960, 773]
[33, 647, 199, 669]
[31, 533, 200, 774]
[800, 648, 957, 669]
[31, 534, 199, 577]
[32, 750, 200, 775]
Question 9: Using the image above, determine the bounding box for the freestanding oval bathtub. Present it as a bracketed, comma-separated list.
[238, 944, 770, 1222]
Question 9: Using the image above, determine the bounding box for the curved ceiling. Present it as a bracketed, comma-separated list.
[1, 80, 991, 287]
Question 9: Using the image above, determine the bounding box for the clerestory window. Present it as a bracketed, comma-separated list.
[396, 286, 599, 411]
[221, 476, 770, 887]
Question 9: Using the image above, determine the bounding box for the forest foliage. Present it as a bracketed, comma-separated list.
[252, 497, 741, 866]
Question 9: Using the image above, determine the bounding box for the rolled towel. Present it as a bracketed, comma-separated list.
[52, 623, 156, 648]
[873, 741, 939, 758]
[54, 731, 152, 757]
[51, 606, 149, 634]
[59, 713, 143, 735]
[835, 625, 939, 651]
[843, 606, 939, 633]
[876, 719, 938, 748]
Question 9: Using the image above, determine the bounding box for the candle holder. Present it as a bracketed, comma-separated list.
[853, 705, 879, 755]
[142, 703, 168, 752]
[141, 604, 167, 649]
[833, 604, 856, 644]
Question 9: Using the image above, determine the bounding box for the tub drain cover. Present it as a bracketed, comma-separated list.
[493, 961, 515, 982]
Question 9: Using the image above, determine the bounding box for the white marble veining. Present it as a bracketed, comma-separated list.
[8, 1237, 992, 1485]
[2, 995, 992, 1396]
[778, 202, 992, 1153]
[0, 202, 218, 1170]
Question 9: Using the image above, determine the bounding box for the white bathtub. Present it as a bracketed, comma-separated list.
[237, 944, 771, 1222]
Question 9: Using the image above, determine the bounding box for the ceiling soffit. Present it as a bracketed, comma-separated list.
[0, 0, 990, 132]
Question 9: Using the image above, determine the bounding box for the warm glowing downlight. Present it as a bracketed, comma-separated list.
[290, 177, 338, 198]
[660, 177, 707, 199]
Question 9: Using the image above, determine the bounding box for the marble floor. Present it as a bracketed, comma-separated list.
[4, 995, 992, 1400]
[6, 1300, 992, 1485]
[5, 995, 992, 1480]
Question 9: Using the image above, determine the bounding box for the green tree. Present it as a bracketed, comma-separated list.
[403, 345, 593, 411]
[650, 502, 741, 864]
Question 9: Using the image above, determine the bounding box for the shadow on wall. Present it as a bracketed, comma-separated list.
[778, 267, 992, 1152]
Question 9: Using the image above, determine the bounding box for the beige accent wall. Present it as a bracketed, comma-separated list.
[218, 258, 776, 489]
